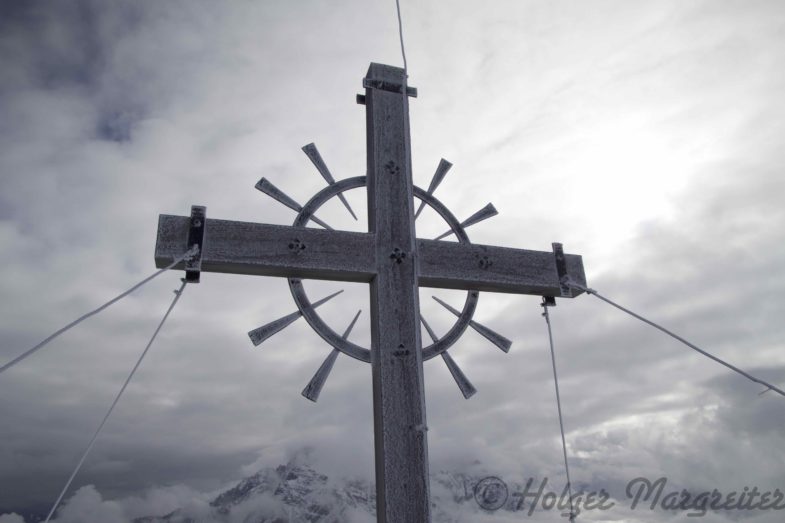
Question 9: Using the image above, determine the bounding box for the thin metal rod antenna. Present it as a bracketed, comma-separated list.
[541, 300, 576, 522]
[302, 143, 357, 220]
[414, 159, 452, 219]
[564, 277, 785, 399]
[395, 0, 408, 73]
[432, 296, 512, 352]
[255, 178, 334, 230]
[434, 203, 498, 241]
[0, 247, 198, 376]
[420, 314, 476, 399]
[44, 279, 188, 523]
[248, 290, 344, 346]
[302, 309, 362, 402]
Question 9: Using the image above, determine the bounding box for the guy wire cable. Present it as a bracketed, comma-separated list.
[563, 277, 785, 398]
[542, 298, 577, 522]
[0, 246, 198, 376]
[44, 279, 189, 522]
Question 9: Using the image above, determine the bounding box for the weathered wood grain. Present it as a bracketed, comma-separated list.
[155, 215, 375, 282]
[418, 239, 586, 297]
[155, 216, 586, 296]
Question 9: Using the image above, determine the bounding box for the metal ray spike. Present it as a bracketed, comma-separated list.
[419, 314, 440, 344]
[432, 296, 512, 353]
[340, 309, 363, 339]
[302, 310, 362, 402]
[248, 290, 343, 346]
[255, 177, 334, 230]
[434, 203, 498, 241]
[441, 351, 477, 399]
[302, 143, 357, 220]
[420, 314, 477, 399]
[302, 348, 340, 402]
[414, 159, 452, 219]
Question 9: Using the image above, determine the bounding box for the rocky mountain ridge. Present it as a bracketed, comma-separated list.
[134, 459, 526, 522]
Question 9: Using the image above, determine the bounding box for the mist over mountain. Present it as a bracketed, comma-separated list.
[4, 447, 783, 522]
[131, 453, 521, 523]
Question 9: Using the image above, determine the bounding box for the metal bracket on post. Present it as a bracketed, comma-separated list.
[552, 242, 571, 298]
[185, 205, 206, 283]
[542, 295, 557, 307]
[362, 77, 418, 97]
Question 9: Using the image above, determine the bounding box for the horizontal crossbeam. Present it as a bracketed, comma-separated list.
[418, 240, 585, 297]
[155, 215, 586, 297]
[155, 215, 375, 282]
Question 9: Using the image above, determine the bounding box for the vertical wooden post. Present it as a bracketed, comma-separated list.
[364, 63, 431, 522]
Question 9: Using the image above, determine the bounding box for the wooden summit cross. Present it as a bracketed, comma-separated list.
[155, 63, 586, 522]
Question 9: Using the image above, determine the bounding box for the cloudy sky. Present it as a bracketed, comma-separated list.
[1, 0, 784, 521]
